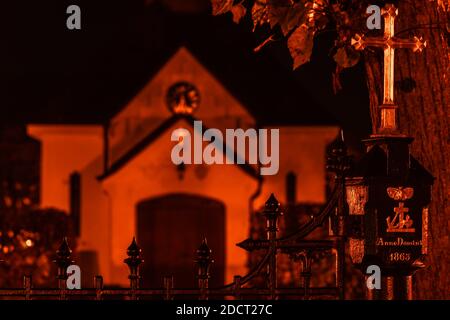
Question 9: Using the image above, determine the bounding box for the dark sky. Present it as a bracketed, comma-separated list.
[0, 0, 371, 145]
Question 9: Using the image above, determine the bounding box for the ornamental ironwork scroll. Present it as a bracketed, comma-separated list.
[0, 134, 351, 300]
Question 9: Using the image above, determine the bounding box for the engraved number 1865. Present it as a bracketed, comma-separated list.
[389, 252, 411, 262]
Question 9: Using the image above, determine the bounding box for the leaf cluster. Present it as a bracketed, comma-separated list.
[211, 0, 377, 90]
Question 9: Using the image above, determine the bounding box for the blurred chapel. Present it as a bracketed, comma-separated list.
[0, 0, 372, 289]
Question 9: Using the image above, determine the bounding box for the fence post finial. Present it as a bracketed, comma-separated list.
[195, 238, 213, 300]
[53, 237, 73, 299]
[263, 194, 282, 300]
[264, 193, 282, 236]
[54, 237, 73, 282]
[124, 237, 143, 296]
[326, 131, 351, 179]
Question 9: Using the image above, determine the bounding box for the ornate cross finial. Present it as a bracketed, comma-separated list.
[352, 4, 426, 135]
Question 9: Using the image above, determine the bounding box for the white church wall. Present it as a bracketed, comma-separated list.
[78, 155, 112, 283]
[27, 125, 103, 212]
[256, 126, 339, 209]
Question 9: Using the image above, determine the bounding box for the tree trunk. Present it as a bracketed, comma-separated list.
[364, 1, 449, 299]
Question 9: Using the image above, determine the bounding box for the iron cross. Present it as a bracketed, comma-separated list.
[352, 4, 426, 133]
[352, 4, 426, 105]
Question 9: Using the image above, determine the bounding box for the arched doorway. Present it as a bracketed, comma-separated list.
[137, 193, 225, 288]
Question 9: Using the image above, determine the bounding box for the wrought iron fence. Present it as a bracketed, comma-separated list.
[0, 135, 350, 300]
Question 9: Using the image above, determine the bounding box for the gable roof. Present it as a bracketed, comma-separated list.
[105, 39, 338, 126]
[97, 114, 261, 181]
[99, 1, 340, 127]
[108, 46, 257, 147]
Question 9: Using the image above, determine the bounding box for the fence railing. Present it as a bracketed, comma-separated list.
[0, 134, 350, 300]
[0, 189, 345, 300]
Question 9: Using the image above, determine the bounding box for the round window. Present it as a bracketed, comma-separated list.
[166, 82, 200, 115]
